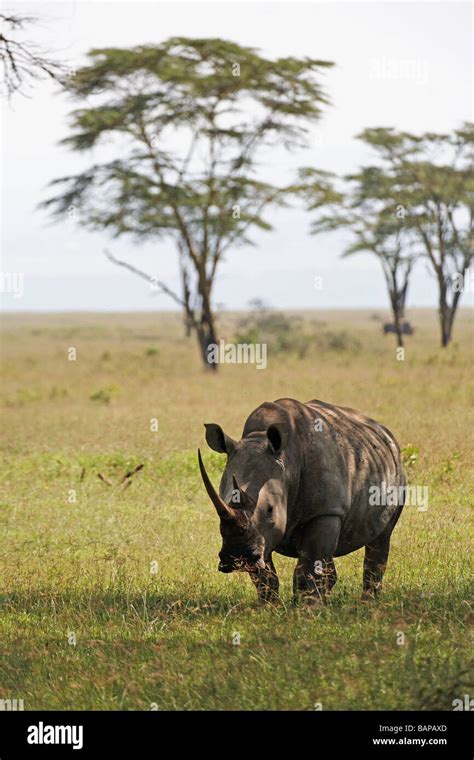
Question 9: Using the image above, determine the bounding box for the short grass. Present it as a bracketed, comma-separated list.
[0, 308, 472, 710]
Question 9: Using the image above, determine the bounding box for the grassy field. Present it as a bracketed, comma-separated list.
[0, 308, 472, 711]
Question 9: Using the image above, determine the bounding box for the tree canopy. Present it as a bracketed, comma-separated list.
[357, 125, 473, 346]
[298, 124, 473, 347]
[42, 37, 333, 366]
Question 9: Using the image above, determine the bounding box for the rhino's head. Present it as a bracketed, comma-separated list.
[198, 422, 289, 574]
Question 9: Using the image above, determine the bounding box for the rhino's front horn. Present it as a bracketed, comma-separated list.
[198, 449, 233, 520]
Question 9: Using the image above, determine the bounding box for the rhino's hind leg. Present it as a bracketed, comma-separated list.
[293, 515, 341, 608]
[362, 531, 391, 600]
[249, 556, 279, 605]
[362, 504, 403, 600]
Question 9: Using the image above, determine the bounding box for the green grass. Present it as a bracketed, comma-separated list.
[0, 308, 472, 710]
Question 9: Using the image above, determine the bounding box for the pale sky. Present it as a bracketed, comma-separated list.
[1, 0, 473, 311]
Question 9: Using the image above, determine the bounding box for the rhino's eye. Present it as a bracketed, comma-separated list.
[267, 505, 274, 514]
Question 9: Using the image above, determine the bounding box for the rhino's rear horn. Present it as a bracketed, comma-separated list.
[198, 449, 234, 521]
[232, 475, 257, 513]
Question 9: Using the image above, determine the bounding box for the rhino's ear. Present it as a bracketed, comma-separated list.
[204, 424, 236, 455]
[266, 423, 288, 455]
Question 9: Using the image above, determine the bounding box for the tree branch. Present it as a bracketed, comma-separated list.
[104, 248, 186, 309]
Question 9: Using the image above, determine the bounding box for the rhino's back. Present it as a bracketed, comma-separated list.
[305, 398, 402, 469]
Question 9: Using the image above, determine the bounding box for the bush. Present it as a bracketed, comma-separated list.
[89, 384, 121, 404]
[234, 303, 311, 358]
[314, 330, 361, 353]
[234, 304, 361, 358]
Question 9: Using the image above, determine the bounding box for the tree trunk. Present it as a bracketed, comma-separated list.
[439, 299, 454, 347]
[436, 258, 468, 347]
[195, 275, 218, 370]
[438, 280, 456, 348]
[196, 315, 218, 370]
[394, 308, 404, 349]
[388, 286, 404, 348]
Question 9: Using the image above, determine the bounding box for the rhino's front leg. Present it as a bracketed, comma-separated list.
[293, 515, 341, 608]
[249, 556, 279, 605]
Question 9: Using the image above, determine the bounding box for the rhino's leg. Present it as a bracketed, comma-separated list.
[362, 504, 403, 599]
[249, 556, 279, 605]
[362, 531, 391, 600]
[326, 560, 338, 594]
[293, 516, 341, 607]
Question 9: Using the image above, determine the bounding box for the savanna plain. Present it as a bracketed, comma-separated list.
[0, 309, 472, 710]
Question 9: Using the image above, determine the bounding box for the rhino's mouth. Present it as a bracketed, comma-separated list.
[218, 561, 235, 573]
[218, 557, 266, 573]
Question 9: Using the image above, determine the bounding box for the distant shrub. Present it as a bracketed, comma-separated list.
[234, 305, 361, 358]
[401, 443, 420, 468]
[145, 347, 159, 357]
[234, 304, 311, 358]
[437, 451, 461, 477]
[49, 386, 68, 400]
[89, 384, 121, 404]
[314, 330, 362, 353]
[4, 389, 42, 407]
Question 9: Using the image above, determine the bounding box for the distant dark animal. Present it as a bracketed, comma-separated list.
[198, 398, 405, 607]
[383, 322, 414, 335]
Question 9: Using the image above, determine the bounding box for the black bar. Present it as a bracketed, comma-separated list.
[0, 710, 471, 758]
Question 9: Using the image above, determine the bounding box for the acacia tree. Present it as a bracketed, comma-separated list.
[42, 38, 333, 368]
[297, 168, 417, 347]
[357, 125, 473, 347]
